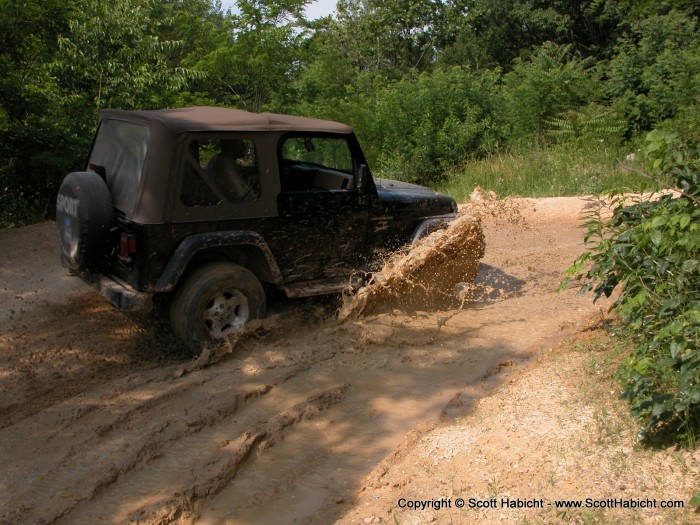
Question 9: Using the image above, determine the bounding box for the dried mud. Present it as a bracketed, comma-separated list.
[0, 196, 621, 525]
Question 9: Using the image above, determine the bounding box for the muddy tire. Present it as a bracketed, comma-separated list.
[170, 262, 266, 352]
[56, 171, 113, 272]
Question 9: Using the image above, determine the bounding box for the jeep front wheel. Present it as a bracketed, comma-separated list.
[170, 262, 266, 352]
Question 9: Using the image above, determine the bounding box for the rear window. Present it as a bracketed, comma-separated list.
[88, 119, 150, 214]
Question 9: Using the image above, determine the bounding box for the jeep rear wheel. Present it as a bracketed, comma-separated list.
[56, 171, 113, 272]
[170, 262, 266, 352]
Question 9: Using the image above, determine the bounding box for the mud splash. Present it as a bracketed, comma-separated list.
[339, 211, 485, 321]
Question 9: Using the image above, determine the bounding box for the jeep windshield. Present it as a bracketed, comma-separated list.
[88, 119, 150, 214]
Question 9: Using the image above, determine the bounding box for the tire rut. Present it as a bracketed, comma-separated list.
[0, 362, 310, 525]
[52, 384, 349, 525]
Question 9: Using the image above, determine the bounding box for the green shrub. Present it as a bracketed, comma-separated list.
[544, 104, 626, 147]
[499, 42, 600, 145]
[606, 11, 700, 136]
[367, 67, 503, 185]
[565, 129, 700, 444]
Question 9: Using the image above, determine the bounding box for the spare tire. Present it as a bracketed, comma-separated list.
[56, 171, 113, 272]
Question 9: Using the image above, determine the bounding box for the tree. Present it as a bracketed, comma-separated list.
[191, 0, 312, 111]
[606, 10, 700, 136]
[0, 0, 75, 225]
[365, 67, 502, 183]
[0, 0, 213, 227]
[440, 0, 631, 70]
[500, 42, 600, 144]
[332, 0, 464, 76]
[53, 0, 201, 114]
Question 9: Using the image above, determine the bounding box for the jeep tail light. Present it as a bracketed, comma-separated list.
[120, 233, 137, 259]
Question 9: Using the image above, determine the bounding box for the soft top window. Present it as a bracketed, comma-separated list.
[281, 136, 353, 173]
[180, 137, 261, 207]
[89, 119, 150, 214]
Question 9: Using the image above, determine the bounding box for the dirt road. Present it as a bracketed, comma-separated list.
[0, 196, 612, 525]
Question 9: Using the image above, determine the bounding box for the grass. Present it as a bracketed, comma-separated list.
[538, 331, 699, 525]
[438, 141, 650, 201]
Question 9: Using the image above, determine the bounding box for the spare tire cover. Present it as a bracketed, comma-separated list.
[56, 171, 113, 271]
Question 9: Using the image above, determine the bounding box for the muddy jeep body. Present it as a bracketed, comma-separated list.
[56, 107, 457, 350]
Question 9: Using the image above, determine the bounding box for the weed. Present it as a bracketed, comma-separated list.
[486, 476, 501, 498]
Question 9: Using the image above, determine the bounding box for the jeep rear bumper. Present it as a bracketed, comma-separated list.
[80, 271, 153, 312]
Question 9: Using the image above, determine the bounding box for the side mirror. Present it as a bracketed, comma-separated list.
[357, 164, 370, 195]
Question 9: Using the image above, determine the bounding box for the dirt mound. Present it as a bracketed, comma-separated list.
[339, 211, 485, 320]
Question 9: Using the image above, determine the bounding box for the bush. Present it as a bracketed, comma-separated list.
[565, 129, 700, 444]
[367, 67, 503, 185]
[606, 11, 700, 136]
[499, 42, 600, 145]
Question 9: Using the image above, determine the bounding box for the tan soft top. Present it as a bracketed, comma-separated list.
[100, 106, 353, 134]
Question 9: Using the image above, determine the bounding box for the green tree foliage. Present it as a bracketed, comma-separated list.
[0, 0, 214, 225]
[190, 0, 312, 111]
[333, 0, 464, 76]
[500, 42, 600, 144]
[53, 0, 202, 115]
[440, 0, 628, 70]
[442, 0, 571, 70]
[366, 67, 502, 183]
[287, 0, 467, 130]
[606, 10, 700, 136]
[544, 104, 626, 146]
[0, 0, 76, 225]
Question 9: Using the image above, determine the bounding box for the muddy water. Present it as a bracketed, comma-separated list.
[193, 214, 492, 523]
[191, 198, 601, 525]
[191, 290, 589, 524]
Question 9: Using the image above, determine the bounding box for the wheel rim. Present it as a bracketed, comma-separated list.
[203, 290, 250, 339]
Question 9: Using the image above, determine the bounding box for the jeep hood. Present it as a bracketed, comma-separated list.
[375, 178, 457, 217]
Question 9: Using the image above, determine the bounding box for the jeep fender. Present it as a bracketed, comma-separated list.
[410, 214, 457, 244]
[154, 231, 284, 293]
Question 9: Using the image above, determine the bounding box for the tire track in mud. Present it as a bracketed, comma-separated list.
[57, 384, 350, 525]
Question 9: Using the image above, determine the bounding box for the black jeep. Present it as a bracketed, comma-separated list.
[56, 107, 457, 351]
